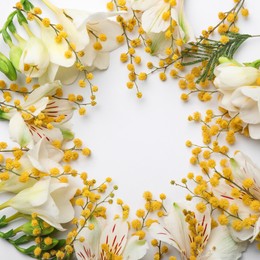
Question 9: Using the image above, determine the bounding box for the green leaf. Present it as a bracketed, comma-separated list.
[22, 0, 34, 11]
[181, 33, 252, 83]
[14, 235, 34, 245]
[41, 238, 59, 251]
[16, 10, 28, 25]
[3, 229, 15, 239]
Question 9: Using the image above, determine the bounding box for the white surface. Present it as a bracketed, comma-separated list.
[0, 0, 260, 259]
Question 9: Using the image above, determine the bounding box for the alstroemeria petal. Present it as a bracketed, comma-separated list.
[141, 3, 170, 33]
[44, 99, 74, 123]
[9, 113, 33, 147]
[99, 219, 128, 256]
[28, 124, 63, 144]
[149, 222, 181, 250]
[200, 226, 248, 260]
[123, 236, 148, 260]
[23, 81, 61, 108]
[74, 217, 104, 260]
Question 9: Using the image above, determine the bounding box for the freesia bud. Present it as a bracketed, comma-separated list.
[0, 52, 17, 81]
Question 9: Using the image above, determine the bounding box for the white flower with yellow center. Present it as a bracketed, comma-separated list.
[212, 152, 260, 242]
[130, 0, 192, 57]
[149, 202, 247, 259]
[0, 138, 63, 193]
[0, 81, 74, 148]
[74, 218, 148, 260]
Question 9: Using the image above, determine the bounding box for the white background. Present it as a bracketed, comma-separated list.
[0, 0, 260, 259]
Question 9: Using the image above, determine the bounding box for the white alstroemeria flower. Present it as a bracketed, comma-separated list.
[74, 218, 148, 259]
[19, 37, 50, 78]
[214, 59, 260, 139]
[0, 139, 63, 193]
[1, 177, 77, 231]
[3, 81, 74, 147]
[149, 202, 247, 260]
[131, 0, 192, 57]
[212, 152, 260, 242]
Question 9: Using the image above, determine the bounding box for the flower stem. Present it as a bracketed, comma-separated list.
[5, 212, 23, 223]
[0, 201, 10, 210]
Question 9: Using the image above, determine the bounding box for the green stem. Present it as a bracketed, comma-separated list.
[13, 32, 26, 44]
[5, 212, 23, 223]
[22, 23, 34, 37]
[0, 201, 9, 210]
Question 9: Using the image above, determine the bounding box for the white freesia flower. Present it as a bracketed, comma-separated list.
[41, 0, 122, 83]
[214, 59, 260, 139]
[0, 177, 77, 231]
[42, 0, 89, 52]
[212, 152, 260, 242]
[19, 37, 50, 78]
[74, 218, 148, 259]
[131, 0, 192, 57]
[0, 139, 63, 193]
[149, 202, 247, 259]
[64, 9, 123, 71]
[3, 81, 74, 147]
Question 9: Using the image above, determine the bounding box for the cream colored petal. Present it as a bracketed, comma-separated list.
[200, 226, 248, 260]
[9, 113, 33, 148]
[41, 26, 76, 67]
[141, 3, 170, 33]
[249, 123, 260, 139]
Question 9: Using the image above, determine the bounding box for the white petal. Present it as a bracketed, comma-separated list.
[200, 225, 248, 260]
[249, 123, 260, 139]
[131, 0, 159, 11]
[214, 65, 259, 91]
[74, 217, 104, 259]
[19, 37, 50, 78]
[9, 178, 51, 209]
[99, 219, 128, 255]
[28, 124, 63, 144]
[44, 99, 75, 123]
[231, 88, 260, 124]
[41, 26, 76, 67]
[149, 222, 181, 250]
[49, 179, 76, 224]
[0, 174, 36, 193]
[9, 113, 33, 147]
[54, 65, 80, 85]
[23, 81, 61, 108]
[123, 236, 148, 260]
[141, 3, 170, 33]
[42, 0, 89, 51]
[91, 52, 110, 70]
[38, 63, 60, 85]
[87, 20, 122, 52]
